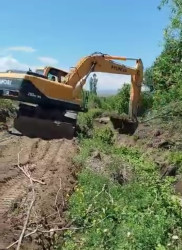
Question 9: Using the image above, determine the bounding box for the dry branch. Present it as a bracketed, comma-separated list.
[7, 213, 110, 249]
[55, 178, 63, 222]
[17, 151, 45, 185]
[6, 227, 39, 249]
[7, 224, 84, 249]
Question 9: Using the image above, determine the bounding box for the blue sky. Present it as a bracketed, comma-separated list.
[0, 0, 169, 92]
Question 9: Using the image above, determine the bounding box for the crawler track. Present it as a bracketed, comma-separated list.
[0, 132, 77, 249]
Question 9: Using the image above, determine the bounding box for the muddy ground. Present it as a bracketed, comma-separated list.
[0, 131, 78, 249]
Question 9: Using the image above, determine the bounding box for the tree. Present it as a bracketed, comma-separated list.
[159, 0, 182, 38]
[89, 73, 98, 95]
[115, 84, 130, 114]
[143, 67, 154, 91]
[145, 0, 182, 108]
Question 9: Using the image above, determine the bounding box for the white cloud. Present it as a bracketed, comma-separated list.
[7, 46, 36, 53]
[97, 73, 130, 90]
[38, 57, 58, 65]
[85, 73, 130, 94]
[0, 55, 37, 72]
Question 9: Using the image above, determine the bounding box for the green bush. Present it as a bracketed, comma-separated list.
[99, 96, 116, 112]
[93, 126, 114, 145]
[87, 93, 102, 109]
[138, 92, 153, 116]
[114, 84, 130, 114]
[86, 84, 131, 115]
[0, 99, 15, 111]
[77, 109, 103, 137]
[169, 152, 182, 170]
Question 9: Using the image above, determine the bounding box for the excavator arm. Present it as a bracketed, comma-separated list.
[65, 53, 143, 120]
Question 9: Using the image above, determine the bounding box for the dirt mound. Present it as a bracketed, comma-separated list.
[116, 121, 182, 197]
[0, 132, 78, 249]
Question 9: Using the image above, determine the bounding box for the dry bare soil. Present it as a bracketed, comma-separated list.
[0, 132, 78, 249]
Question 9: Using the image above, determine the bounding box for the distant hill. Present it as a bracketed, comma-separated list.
[97, 89, 117, 97]
[97, 85, 150, 97]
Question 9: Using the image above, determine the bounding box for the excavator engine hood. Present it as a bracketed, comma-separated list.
[0, 72, 83, 112]
[0, 77, 24, 99]
[0, 71, 48, 100]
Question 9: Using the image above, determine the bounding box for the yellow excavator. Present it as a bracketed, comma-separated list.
[0, 53, 143, 139]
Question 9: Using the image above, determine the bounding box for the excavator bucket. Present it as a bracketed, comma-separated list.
[110, 114, 138, 135]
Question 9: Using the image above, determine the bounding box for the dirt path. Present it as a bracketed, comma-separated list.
[0, 131, 78, 249]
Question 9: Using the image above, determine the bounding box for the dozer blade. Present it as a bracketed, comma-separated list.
[13, 116, 76, 140]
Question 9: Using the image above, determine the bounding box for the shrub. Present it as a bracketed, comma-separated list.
[93, 126, 114, 145]
[138, 92, 153, 116]
[169, 152, 182, 171]
[77, 109, 103, 137]
[87, 93, 102, 109]
[0, 99, 15, 111]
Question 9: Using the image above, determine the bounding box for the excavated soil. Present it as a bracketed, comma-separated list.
[116, 121, 182, 195]
[0, 131, 78, 249]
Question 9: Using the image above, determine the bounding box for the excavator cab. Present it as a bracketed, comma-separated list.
[35, 67, 68, 83]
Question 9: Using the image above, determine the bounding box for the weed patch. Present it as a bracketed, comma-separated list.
[62, 137, 182, 250]
[77, 109, 103, 137]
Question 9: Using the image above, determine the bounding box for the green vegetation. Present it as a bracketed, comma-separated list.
[59, 1, 182, 249]
[0, 99, 16, 126]
[144, 0, 182, 112]
[168, 152, 182, 172]
[89, 73, 98, 95]
[0, 99, 15, 111]
[62, 135, 182, 249]
[84, 83, 152, 119]
[77, 108, 103, 137]
[93, 126, 115, 145]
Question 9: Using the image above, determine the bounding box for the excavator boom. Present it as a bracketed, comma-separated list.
[66, 54, 143, 119]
